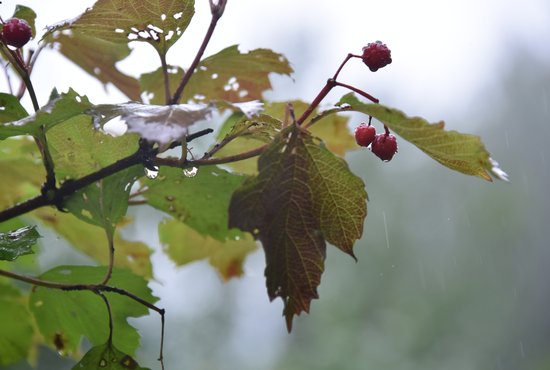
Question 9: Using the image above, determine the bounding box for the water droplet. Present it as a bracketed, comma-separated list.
[183, 167, 198, 177]
[145, 166, 159, 179]
[99, 358, 107, 367]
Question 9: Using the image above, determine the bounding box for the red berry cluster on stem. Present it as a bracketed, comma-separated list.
[362, 41, 392, 72]
[355, 122, 398, 162]
[1, 18, 33, 48]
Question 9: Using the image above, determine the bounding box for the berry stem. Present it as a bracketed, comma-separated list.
[332, 53, 362, 80]
[296, 78, 336, 125]
[334, 81, 379, 103]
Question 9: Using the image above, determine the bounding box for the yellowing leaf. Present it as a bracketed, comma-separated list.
[33, 209, 153, 279]
[229, 125, 366, 331]
[338, 93, 509, 181]
[0, 138, 44, 209]
[159, 219, 257, 280]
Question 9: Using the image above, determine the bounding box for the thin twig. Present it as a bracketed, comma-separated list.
[97, 291, 114, 344]
[154, 143, 266, 168]
[170, 0, 227, 104]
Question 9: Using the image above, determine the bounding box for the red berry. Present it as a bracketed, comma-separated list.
[371, 133, 398, 161]
[1, 18, 32, 48]
[355, 123, 376, 147]
[362, 41, 392, 72]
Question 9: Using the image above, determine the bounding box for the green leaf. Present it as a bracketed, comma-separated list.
[48, 33, 141, 100]
[33, 208, 153, 279]
[0, 283, 34, 366]
[13, 5, 37, 36]
[338, 93, 509, 181]
[0, 138, 44, 209]
[46, 113, 139, 180]
[0, 93, 29, 125]
[46, 0, 195, 56]
[159, 219, 257, 280]
[65, 165, 142, 234]
[0, 89, 93, 140]
[72, 342, 149, 370]
[0, 226, 40, 261]
[91, 102, 211, 151]
[229, 125, 367, 330]
[144, 166, 248, 241]
[30, 266, 157, 356]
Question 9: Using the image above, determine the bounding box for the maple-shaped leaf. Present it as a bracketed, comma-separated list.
[159, 219, 257, 280]
[73, 341, 150, 370]
[229, 124, 367, 331]
[337, 93, 509, 181]
[30, 266, 157, 356]
[139, 45, 293, 104]
[92, 102, 212, 151]
[43, 0, 194, 99]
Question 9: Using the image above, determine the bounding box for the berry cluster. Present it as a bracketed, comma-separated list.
[361, 41, 392, 72]
[1, 18, 32, 48]
[355, 122, 398, 161]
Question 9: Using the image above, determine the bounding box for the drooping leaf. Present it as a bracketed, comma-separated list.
[144, 166, 248, 241]
[337, 93, 509, 181]
[46, 113, 139, 180]
[0, 283, 34, 366]
[0, 93, 29, 124]
[33, 208, 153, 278]
[229, 124, 367, 330]
[0, 89, 93, 140]
[91, 102, 211, 151]
[159, 219, 257, 280]
[0, 226, 40, 261]
[48, 33, 140, 100]
[29, 266, 157, 356]
[72, 342, 149, 370]
[0, 138, 44, 209]
[12, 5, 37, 36]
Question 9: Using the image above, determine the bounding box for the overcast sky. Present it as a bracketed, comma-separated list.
[2, 0, 549, 120]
